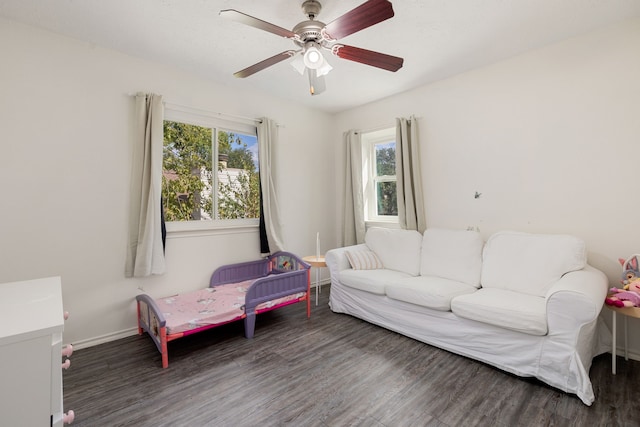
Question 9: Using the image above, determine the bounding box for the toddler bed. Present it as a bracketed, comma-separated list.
[136, 252, 310, 368]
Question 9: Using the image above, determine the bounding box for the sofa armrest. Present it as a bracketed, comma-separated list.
[545, 264, 608, 332]
[325, 244, 368, 284]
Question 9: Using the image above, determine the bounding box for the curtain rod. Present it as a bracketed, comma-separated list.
[354, 123, 394, 134]
[163, 101, 263, 125]
[354, 116, 421, 134]
[127, 93, 264, 125]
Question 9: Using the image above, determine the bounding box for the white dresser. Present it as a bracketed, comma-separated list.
[0, 276, 72, 426]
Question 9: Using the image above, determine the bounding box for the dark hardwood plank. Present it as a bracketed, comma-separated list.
[64, 287, 640, 426]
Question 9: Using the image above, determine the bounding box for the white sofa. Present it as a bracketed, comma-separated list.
[325, 227, 611, 405]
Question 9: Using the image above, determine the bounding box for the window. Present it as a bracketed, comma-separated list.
[162, 107, 259, 230]
[362, 127, 398, 223]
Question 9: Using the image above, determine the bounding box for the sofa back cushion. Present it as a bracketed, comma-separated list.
[365, 227, 423, 275]
[420, 228, 484, 287]
[481, 231, 587, 297]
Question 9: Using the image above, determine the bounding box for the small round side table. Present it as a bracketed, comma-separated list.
[606, 304, 640, 374]
[303, 255, 326, 306]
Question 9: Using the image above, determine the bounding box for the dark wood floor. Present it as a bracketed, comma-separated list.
[64, 286, 640, 427]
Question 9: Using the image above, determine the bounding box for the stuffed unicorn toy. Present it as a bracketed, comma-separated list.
[620, 255, 640, 288]
[605, 255, 640, 308]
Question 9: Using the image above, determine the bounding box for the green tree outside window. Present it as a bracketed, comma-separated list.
[375, 144, 397, 216]
[162, 121, 259, 221]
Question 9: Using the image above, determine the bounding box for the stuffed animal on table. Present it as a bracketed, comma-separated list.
[607, 254, 640, 307]
[619, 255, 640, 288]
[606, 282, 640, 307]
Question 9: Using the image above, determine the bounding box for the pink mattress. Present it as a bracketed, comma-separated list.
[156, 280, 305, 335]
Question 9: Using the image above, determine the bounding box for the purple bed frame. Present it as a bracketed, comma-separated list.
[136, 251, 311, 368]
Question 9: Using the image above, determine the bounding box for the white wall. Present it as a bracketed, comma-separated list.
[0, 18, 337, 347]
[2, 15, 640, 358]
[333, 18, 640, 357]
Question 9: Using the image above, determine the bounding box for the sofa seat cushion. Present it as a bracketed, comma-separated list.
[420, 228, 484, 287]
[451, 288, 548, 335]
[386, 276, 478, 311]
[339, 269, 411, 295]
[481, 231, 586, 297]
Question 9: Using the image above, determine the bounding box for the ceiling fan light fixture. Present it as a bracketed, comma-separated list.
[303, 45, 324, 69]
[316, 60, 332, 77]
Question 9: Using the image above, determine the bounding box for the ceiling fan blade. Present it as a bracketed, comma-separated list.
[220, 9, 297, 39]
[323, 0, 394, 41]
[234, 51, 295, 78]
[332, 44, 403, 72]
[308, 70, 326, 96]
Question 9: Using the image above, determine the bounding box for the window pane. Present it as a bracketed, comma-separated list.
[162, 121, 213, 221]
[377, 181, 398, 216]
[375, 142, 396, 177]
[217, 131, 259, 220]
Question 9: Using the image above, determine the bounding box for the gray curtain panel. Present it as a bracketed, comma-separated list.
[342, 130, 365, 246]
[396, 116, 426, 233]
[258, 117, 285, 254]
[125, 93, 166, 277]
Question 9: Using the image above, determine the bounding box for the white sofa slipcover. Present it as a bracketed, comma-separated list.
[326, 227, 610, 405]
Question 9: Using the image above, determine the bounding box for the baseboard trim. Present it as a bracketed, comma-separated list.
[612, 347, 640, 362]
[70, 327, 139, 350]
[311, 279, 330, 288]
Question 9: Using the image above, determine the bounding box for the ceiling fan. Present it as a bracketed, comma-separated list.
[220, 0, 404, 95]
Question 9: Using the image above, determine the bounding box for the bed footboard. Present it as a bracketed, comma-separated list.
[243, 252, 311, 338]
[136, 294, 169, 368]
[244, 269, 310, 337]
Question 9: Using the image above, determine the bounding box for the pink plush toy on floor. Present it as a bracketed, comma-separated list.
[605, 255, 640, 308]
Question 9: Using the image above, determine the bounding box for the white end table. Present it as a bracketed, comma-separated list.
[607, 304, 640, 374]
[303, 255, 326, 306]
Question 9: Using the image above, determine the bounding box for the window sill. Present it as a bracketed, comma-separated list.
[166, 219, 259, 239]
[365, 220, 400, 230]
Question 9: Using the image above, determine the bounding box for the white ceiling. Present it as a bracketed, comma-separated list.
[2, 0, 640, 113]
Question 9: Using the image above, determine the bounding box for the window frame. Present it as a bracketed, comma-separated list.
[163, 106, 260, 235]
[361, 127, 398, 225]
